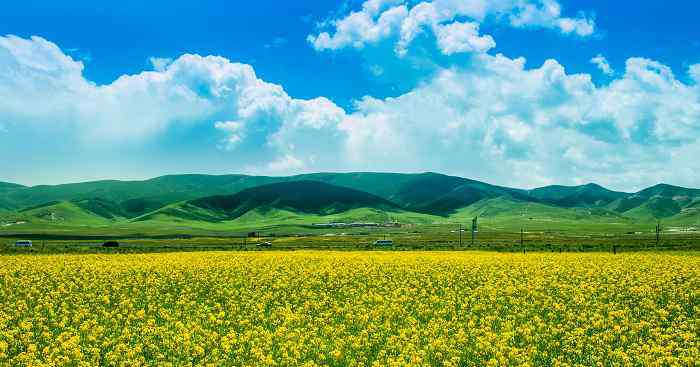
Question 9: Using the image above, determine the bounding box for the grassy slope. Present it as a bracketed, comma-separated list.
[136, 181, 407, 223]
[528, 183, 628, 207]
[0, 174, 284, 214]
[1, 174, 699, 235]
[16, 201, 115, 226]
[300, 172, 532, 214]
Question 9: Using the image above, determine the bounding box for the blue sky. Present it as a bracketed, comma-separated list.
[1, 0, 699, 190]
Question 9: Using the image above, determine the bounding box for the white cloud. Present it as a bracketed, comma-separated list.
[434, 21, 496, 55]
[590, 54, 614, 75]
[266, 154, 306, 173]
[690, 63, 700, 83]
[308, 0, 595, 56]
[308, 4, 408, 51]
[336, 53, 700, 190]
[0, 35, 345, 170]
[510, 0, 594, 36]
[149, 57, 173, 71]
[214, 120, 244, 149]
[3, 35, 700, 190]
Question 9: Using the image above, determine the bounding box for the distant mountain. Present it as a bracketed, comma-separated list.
[528, 183, 628, 207]
[2, 173, 699, 225]
[608, 184, 700, 219]
[301, 172, 533, 214]
[17, 200, 113, 225]
[0, 172, 535, 217]
[0, 182, 26, 210]
[0, 174, 284, 216]
[139, 181, 402, 223]
[0, 182, 24, 191]
[451, 197, 626, 221]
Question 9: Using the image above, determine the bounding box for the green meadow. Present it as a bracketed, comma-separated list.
[1, 172, 698, 254]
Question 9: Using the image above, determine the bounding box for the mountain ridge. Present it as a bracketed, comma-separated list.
[2, 172, 699, 224]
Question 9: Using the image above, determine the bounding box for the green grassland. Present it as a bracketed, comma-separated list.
[1, 173, 699, 254]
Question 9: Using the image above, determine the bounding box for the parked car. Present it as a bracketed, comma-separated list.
[102, 241, 119, 247]
[256, 241, 272, 248]
[374, 239, 393, 246]
[14, 240, 32, 247]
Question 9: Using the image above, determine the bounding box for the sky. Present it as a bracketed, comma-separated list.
[0, 0, 699, 191]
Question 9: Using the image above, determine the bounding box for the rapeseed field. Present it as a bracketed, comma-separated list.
[0, 251, 697, 366]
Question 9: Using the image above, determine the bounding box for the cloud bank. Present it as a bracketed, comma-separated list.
[308, 0, 595, 56]
[1, 35, 700, 191]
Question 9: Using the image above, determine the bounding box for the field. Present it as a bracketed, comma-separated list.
[1, 251, 697, 366]
[2, 219, 699, 255]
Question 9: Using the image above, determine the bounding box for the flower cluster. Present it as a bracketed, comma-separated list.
[0, 251, 697, 365]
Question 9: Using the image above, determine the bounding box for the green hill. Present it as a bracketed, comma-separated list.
[2, 173, 699, 229]
[138, 181, 404, 223]
[17, 201, 114, 225]
[0, 182, 24, 191]
[528, 183, 627, 207]
[301, 172, 533, 214]
[0, 182, 25, 210]
[0, 172, 535, 217]
[0, 174, 284, 216]
[606, 184, 700, 220]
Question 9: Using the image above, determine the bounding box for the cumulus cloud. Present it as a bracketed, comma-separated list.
[0, 35, 345, 170]
[434, 21, 496, 55]
[509, 0, 594, 36]
[690, 63, 700, 83]
[266, 154, 306, 173]
[3, 35, 700, 190]
[308, 0, 595, 56]
[149, 57, 173, 71]
[590, 54, 614, 75]
[337, 54, 700, 189]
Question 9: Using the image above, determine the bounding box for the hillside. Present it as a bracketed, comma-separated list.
[0, 182, 25, 210]
[0, 182, 24, 191]
[0, 174, 284, 216]
[138, 181, 403, 223]
[2, 173, 699, 226]
[607, 184, 700, 219]
[301, 172, 533, 214]
[0, 172, 538, 217]
[16, 201, 113, 225]
[528, 183, 627, 207]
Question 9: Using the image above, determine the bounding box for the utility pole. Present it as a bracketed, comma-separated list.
[656, 222, 662, 247]
[520, 228, 524, 247]
[459, 224, 462, 247]
[471, 216, 478, 247]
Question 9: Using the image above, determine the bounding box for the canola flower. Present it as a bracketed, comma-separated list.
[0, 251, 697, 366]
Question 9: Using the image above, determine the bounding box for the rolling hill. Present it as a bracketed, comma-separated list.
[608, 184, 700, 219]
[138, 181, 404, 223]
[300, 172, 534, 214]
[527, 183, 628, 207]
[0, 182, 24, 191]
[0, 172, 537, 217]
[17, 200, 114, 225]
[0, 175, 285, 217]
[1, 173, 699, 231]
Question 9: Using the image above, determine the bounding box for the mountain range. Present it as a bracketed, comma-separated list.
[1, 172, 698, 231]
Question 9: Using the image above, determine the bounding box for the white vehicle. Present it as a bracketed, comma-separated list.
[374, 239, 393, 246]
[14, 240, 32, 247]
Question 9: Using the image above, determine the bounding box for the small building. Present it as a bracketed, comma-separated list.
[14, 240, 32, 247]
[256, 241, 272, 248]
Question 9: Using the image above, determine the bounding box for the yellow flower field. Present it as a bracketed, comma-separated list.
[0, 251, 698, 366]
